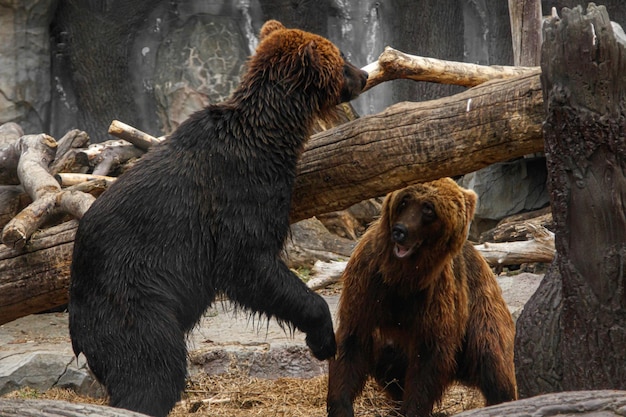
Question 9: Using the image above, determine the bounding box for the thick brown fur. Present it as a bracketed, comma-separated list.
[327, 178, 517, 417]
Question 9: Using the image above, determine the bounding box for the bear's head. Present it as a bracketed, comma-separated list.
[244, 20, 368, 121]
[378, 178, 477, 285]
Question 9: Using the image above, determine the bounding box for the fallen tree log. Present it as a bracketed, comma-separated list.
[474, 224, 555, 266]
[291, 69, 543, 221]
[0, 220, 78, 324]
[455, 390, 626, 417]
[108, 119, 163, 151]
[0, 398, 148, 417]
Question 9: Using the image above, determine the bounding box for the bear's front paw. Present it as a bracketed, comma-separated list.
[305, 321, 336, 360]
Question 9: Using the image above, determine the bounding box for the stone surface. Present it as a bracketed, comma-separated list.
[0, 0, 57, 134]
[460, 157, 549, 221]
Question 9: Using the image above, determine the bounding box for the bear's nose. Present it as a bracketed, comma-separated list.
[391, 224, 408, 243]
[360, 69, 368, 88]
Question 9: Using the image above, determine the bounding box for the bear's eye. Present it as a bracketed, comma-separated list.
[396, 195, 410, 212]
[422, 201, 436, 223]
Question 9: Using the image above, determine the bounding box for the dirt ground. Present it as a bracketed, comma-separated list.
[5, 371, 485, 417]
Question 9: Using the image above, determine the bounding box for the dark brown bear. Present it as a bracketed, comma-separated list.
[327, 178, 517, 417]
[69, 20, 367, 417]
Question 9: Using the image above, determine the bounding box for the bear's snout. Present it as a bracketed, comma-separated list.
[391, 224, 408, 244]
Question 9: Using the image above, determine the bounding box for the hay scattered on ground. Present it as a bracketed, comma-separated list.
[3, 372, 484, 416]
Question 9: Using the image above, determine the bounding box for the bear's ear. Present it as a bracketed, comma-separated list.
[463, 189, 478, 226]
[259, 20, 286, 41]
[380, 190, 398, 229]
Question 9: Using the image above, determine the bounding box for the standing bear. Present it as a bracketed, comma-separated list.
[69, 20, 367, 417]
[327, 178, 517, 417]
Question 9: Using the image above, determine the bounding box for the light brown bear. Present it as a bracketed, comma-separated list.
[327, 178, 517, 417]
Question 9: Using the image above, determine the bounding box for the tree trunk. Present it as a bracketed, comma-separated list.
[508, 0, 543, 66]
[515, 3, 626, 397]
[52, 0, 154, 143]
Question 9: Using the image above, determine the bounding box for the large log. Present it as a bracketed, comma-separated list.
[0, 220, 77, 324]
[291, 69, 543, 222]
[515, 4, 626, 397]
[455, 390, 626, 417]
[0, 398, 148, 417]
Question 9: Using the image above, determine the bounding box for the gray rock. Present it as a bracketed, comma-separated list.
[460, 158, 550, 238]
[0, 351, 102, 398]
[0, 0, 57, 134]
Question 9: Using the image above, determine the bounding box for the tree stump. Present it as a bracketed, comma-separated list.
[515, 3, 626, 397]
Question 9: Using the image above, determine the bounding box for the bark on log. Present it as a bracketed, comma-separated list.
[479, 206, 553, 243]
[49, 129, 91, 175]
[291, 70, 544, 222]
[515, 3, 626, 397]
[78, 140, 144, 175]
[0, 398, 149, 417]
[55, 173, 116, 188]
[0, 220, 78, 324]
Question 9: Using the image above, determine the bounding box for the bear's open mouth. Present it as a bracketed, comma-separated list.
[393, 242, 420, 259]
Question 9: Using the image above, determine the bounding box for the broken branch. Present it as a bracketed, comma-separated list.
[108, 119, 163, 151]
[362, 47, 540, 92]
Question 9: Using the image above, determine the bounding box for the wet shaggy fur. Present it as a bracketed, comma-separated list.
[327, 178, 517, 417]
[69, 20, 367, 417]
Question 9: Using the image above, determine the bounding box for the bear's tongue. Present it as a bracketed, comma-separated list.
[393, 244, 412, 259]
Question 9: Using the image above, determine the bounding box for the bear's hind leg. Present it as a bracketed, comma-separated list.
[476, 357, 518, 405]
[90, 316, 188, 417]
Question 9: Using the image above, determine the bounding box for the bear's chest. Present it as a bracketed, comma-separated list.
[377, 291, 426, 331]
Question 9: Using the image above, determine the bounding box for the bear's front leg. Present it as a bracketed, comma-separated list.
[327, 333, 373, 417]
[225, 257, 336, 360]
